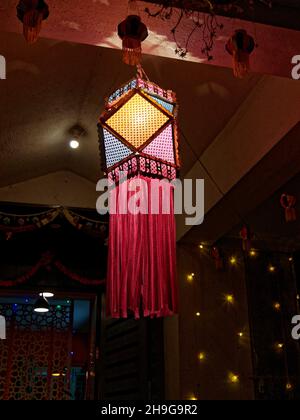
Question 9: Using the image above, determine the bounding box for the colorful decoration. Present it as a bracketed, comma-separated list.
[240, 225, 252, 252]
[118, 1, 148, 66]
[0, 207, 108, 240]
[226, 29, 255, 78]
[280, 194, 297, 222]
[0, 252, 105, 288]
[17, 0, 49, 44]
[211, 246, 223, 270]
[98, 67, 180, 319]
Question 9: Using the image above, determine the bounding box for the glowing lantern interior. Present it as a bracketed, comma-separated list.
[106, 93, 170, 148]
[99, 78, 180, 180]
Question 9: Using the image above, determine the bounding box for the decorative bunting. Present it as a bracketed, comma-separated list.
[280, 194, 297, 222]
[0, 252, 106, 288]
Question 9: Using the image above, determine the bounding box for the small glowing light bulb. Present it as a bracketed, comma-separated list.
[249, 250, 257, 257]
[69, 139, 79, 149]
[268, 265, 276, 273]
[187, 273, 195, 282]
[196, 312, 201, 317]
[229, 372, 239, 384]
[273, 302, 281, 311]
[277, 343, 284, 350]
[225, 294, 234, 304]
[289, 257, 293, 263]
[238, 332, 244, 338]
[199, 244, 204, 250]
[198, 352, 206, 361]
[286, 383, 293, 391]
[230, 256, 237, 265]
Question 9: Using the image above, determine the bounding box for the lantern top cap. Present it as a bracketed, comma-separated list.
[105, 76, 176, 109]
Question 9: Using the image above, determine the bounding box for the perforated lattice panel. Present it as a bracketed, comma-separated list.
[146, 94, 174, 114]
[106, 93, 170, 148]
[108, 79, 137, 105]
[142, 124, 175, 164]
[103, 129, 133, 168]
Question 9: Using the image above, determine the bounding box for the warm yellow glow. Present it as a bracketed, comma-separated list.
[273, 302, 281, 311]
[276, 343, 284, 350]
[230, 256, 237, 265]
[289, 257, 293, 262]
[297, 295, 300, 301]
[106, 93, 169, 148]
[199, 244, 204, 250]
[196, 312, 201, 317]
[286, 383, 293, 391]
[228, 372, 239, 384]
[187, 273, 195, 282]
[198, 352, 206, 361]
[249, 249, 257, 257]
[189, 395, 198, 400]
[225, 294, 234, 304]
[238, 332, 244, 338]
[52, 373, 61, 377]
[268, 265, 276, 273]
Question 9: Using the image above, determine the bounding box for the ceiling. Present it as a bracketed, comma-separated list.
[144, 0, 300, 31]
[0, 1, 299, 242]
[0, 0, 299, 77]
[0, 31, 261, 187]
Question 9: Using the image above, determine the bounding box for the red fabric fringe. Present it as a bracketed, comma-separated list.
[106, 176, 178, 319]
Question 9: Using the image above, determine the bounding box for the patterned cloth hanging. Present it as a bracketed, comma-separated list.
[280, 194, 297, 222]
[98, 70, 180, 318]
[17, 0, 49, 44]
[226, 29, 255, 78]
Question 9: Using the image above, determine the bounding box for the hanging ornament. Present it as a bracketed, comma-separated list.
[280, 194, 297, 222]
[5, 232, 13, 241]
[240, 225, 252, 252]
[211, 246, 223, 270]
[98, 67, 180, 318]
[226, 29, 255, 78]
[118, 1, 148, 66]
[17, 0, 49, 44]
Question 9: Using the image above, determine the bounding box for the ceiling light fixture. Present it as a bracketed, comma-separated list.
[69, 139, 79, 149]
[39, 292, 54, 298]
[34, 294, 50, 313]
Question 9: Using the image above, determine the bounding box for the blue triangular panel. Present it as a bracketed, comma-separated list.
[103, 129, 133, 168]
[149, 95, 174, 114]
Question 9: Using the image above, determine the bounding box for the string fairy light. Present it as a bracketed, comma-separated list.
[268, 264, 276, 273]
[273, 302, 281, 311]
[229, 256, 237, 266]
[225, 294, 234, 304]
[187, 273, 195, 282]
[249, 249, 257, 258]
[228, 372, 239, 384]
[198, 352, 206, 362]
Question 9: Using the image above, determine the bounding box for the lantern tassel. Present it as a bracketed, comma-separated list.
[23, 9, 43, 44]
[232, 51, 250, 79]
[122, 37, 142, 66]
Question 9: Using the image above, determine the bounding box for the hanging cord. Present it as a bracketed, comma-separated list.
[136, 63, 150, 81]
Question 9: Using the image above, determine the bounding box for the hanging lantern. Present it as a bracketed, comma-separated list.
[98, 70, 180, 319]
[280, 194, 297, 222]
[118, 14, 148, 66]
[17, 0, 49, 44]
[240, 225, 252, 253]
[211, 246, 223, 270]
[226, 29, 255, 78]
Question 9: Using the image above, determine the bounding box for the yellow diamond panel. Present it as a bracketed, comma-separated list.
[106, 93, 170, 148]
